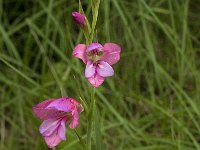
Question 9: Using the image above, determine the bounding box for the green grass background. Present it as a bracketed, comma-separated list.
[1, 0, 200, 149]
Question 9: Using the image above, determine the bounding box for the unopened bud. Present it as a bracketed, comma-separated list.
[72, 11, 86, 26]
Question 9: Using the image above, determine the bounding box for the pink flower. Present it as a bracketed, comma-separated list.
[32, 97, 83, 148]
[73, 43, 121, 87]
[72, 11, 86, 26]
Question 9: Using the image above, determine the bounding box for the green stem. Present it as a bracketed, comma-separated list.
[87, 87, 95, 150]
[88, 0, 101, 44]
[75, 129, 86, 150]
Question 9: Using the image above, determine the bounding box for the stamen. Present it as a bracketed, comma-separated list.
[87, 51, 93, 57]
[97, 51, 103, 56]
[86, 48, 104, 62]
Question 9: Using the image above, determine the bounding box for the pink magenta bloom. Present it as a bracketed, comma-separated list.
[73, 43, 121, 87]
[72, 11, 86, 26]
[32, 97, 83, 148]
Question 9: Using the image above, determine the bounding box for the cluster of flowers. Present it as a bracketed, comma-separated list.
[32, 11, 121, 148]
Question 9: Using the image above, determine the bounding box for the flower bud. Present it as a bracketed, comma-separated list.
[72, 11, 86, 26]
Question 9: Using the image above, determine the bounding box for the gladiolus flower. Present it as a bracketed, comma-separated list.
[32, 97, 83, 148]
[72, 11, 86, 26]
[73, 43, 121, 87]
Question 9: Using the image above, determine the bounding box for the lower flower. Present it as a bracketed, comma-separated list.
[32, 97, 83, 148]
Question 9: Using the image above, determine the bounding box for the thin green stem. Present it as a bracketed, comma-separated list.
[86, 87, 95, 150]
[75, 129, 86, 150]
[88, 0, 101, 44]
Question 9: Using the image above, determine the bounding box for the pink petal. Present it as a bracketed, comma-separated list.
[33, 98, 79, 120]
[85, 61, 96, 78]
[41, 117, 67, 148]
[33, 99, 62, 120]
[87, 74, 105, 88]
[97, 61, 114, 77]
[39, 118, 60, 137]
[58, 118, 67, 140]
[86, 43, 103, 52]
[73, 44, 87, 63]
[101, 43, 121, 65]
[47, 97, 74, 112]
[44, 131, 62, 148]
[69, 109, 79, 129]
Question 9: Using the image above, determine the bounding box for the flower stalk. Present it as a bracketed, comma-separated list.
[32, 0, 121, 148]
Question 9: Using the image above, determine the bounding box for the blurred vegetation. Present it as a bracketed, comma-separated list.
[1, 0, 200, 149]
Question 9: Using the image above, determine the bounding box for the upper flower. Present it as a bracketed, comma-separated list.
[73, 43, 121, 87]
[72, 11, 86, 26]
[32, 97, 83, 148]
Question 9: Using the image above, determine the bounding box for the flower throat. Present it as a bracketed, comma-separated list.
[86, 49, 103, 63]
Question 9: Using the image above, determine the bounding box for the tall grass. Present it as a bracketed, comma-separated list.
[1, 0, 200, 149]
